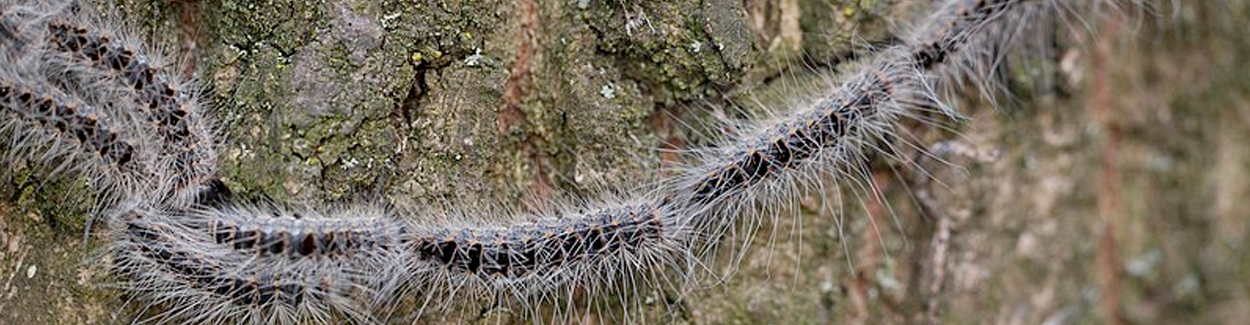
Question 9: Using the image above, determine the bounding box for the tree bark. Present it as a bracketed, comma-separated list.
[1, 0, 1247, 324]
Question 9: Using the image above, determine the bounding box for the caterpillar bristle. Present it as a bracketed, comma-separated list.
[39, 8, 218, 207]
[110, 206, 401, 324]
[0, 62, 165, 209]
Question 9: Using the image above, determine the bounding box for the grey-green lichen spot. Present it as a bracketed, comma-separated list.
[211, 1, 397, 202]
[581, 0, 749, 107]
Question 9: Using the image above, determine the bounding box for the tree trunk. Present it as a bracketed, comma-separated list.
[1, 0, 1246, 323]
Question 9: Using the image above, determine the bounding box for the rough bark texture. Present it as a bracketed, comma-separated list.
[1, 0, 1247, 324]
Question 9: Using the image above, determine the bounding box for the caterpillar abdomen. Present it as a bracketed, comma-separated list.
[409, 201, 672, 279]
[43, 17, 219, 205]
[113, 208, 402, 324]
[687, 63, 906, 206]
[1, 81, 133, 165]
[209, 211, 402, 259]
[115, 200, 687, 322]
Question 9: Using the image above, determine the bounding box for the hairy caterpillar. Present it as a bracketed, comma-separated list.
[109, 203, 409, 324]
[0, 0, 1159, 324]
[0, 75, 135, 169]
[0, 58, 160, 207]
[1, 0, 214, 208]
[43, 16, 219, 205]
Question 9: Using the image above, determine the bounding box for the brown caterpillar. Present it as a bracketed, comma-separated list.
[43, 17, 219, 206]
[0, 67, 158, 202]
[111, 208, 397, 324]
